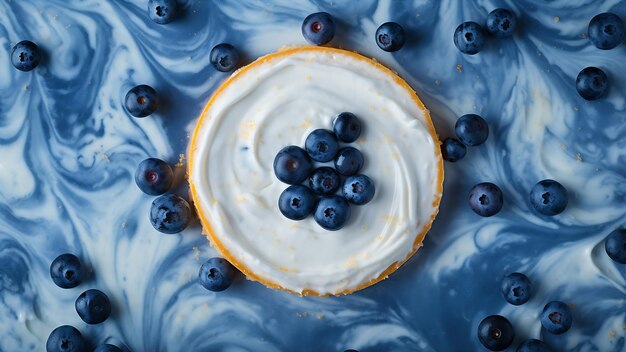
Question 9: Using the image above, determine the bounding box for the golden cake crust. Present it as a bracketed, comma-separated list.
[188, 46, 444, 296]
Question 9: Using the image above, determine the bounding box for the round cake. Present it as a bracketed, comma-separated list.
[188, 46, 443, 296]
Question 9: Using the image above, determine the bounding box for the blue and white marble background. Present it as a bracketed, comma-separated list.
[1, 0, 625, 351]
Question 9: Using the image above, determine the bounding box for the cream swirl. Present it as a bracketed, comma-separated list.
[189, 47, 442, 295]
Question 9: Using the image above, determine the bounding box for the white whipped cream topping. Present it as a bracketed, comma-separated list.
[190, 48, 442, 295]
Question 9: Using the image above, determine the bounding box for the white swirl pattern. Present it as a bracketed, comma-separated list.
[0, 0, 625, 351]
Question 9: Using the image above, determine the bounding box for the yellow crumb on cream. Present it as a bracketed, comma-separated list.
[176, 153, 185, 168]
[278, 266, 296, 273]
[299, 119, 312, 129]
[305, 74, 311, 81]
[390, 153, 400, 160]
[456, 64, 463, 73]
[234, 196, 247, 204]
[609, 330, 617, 339]
[317, 313, 325, 319]
[383, 135, 393, 143]
[239, 120, 256, 139]
[342, 257, 358, 269]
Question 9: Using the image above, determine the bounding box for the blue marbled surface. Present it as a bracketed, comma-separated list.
[1, 0, 626, 351]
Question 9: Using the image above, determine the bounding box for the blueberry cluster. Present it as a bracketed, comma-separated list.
[477, 272, 572, 351]
[441, 113, 489, 163]
[134, 158, 193, 234]
[453, 8, 517, 55]
[302, 12, 407, 52]
[47, 254, 124, 352]
[273, 113, 375, 231]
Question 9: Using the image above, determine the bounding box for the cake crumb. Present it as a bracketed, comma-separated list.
[553, 16, 560, 23]
[576, 153, 583, 162]
[176, 154, 185, 168]
[192, 246, 201, 261]
[296, 312, 309, 318]
[456, 64, 463, 73]
[317, 313, 325, 319]
[609, 330, 617, 339]
[434, 79, 441, 86]
[305, 74, 311, 81]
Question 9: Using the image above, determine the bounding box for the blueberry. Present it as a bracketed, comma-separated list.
[305, 129, 339, 162]
[342, 175, 375, 205]
[333, 112, 362, 143]
[441, 138, 467, 162]
[486, 8, 517, 38]
[588, 13, 625, 50]
[11, 40, 41, 72]
[273, 146, 313, 184]
[314, 195, 351, 231]
[148, 0, 177, 24]
[334, 147, 364, 176]
[94, 344, 123, 352]
[210, 43, 240, 72]
[454, 21, 486, 55]
[469, 182, 503, 217]
[455, 114, 489, 146]
[576, 67, 608, 101]
[279, 185, 316, 220]
[375, 22, 406, 52]
[302, 12, 335, 45]
[501, 272, 532, 305]
[75, 289, 111, 324]
[541, 301, 573, 335]
[125, 85, 159, 117]
[198, 257, 237, 292]
[605, 229, 626, 264]
[516, 339, 553, 352]
[309, 167, 341, 195]
[50, 253, 84, 289]
[150, 194, 192, 234]
[477, 315, 515, 351]
[46, 325, 85, 352]
[134, 158, 174, 196]
[529, 179, 568, 216]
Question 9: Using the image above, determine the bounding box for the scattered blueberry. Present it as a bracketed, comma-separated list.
[588, 12, 625, 50]
[334, 147, 364, 176]
[375, 22, 406, 52]
[148, 0, 177, 24]
[342, 175, 375, 205]
[302, 12, 335, 45]
[454, 21, 486, 55]
[198, 257, 237, 292]
[333, 112, 362, 143]
[150, 194, 192, 234]
[529, 179, 568, 216]
[605, 229, 626, 264]
[50, 253, 84, 289]
[134, 158, 174, 196]
[501, 272, 532, 305]
[576, 67, 608, 101]
[477, 315, 515, 351]
[46, 325, 85, 352]
[75, 289, 111, 324]
[486, 8, 517, 38]
[455, 114, 489, 146]
[314, 195, 351, 231]
[469, 182, 503, 217]
[279, 185, 316, 220]
[94, 344, 123, 352]
[541, 301, 573, 335]
[11, 40, 41, 72]
[273, 146, 313, 184]
[441, 138, 467, 162]
[516, 339, 553, 352]
[125, 84, 159, 117]
[210, 43, 240, 72]
[309, 167, 341, 195]
[305, 129, 339, 162]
